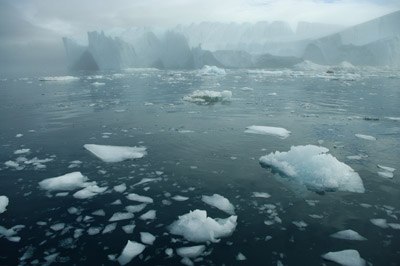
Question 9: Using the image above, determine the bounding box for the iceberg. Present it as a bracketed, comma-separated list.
[245, 126, 291, 139]
[201, 194, 235, 215]
[321, 249, 366, 266]
[0, 196, 9, 214]
[183, 90, 232, 103]
[259, 145, 365, 193]
[84, 144, 147, 163]
[38, 172, 88, 191]
[117, 240, 145, 265]
[329, 229, 367, 241]
[168, 209, 237, 243]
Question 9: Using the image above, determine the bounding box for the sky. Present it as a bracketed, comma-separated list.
[8, 0, 400, 38]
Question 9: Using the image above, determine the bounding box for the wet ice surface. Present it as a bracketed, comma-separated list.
[0, 68, 400, 265]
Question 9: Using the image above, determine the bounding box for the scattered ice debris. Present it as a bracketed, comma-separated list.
[321, 249, 366, 266]
[39, 76, 79, 82]
[183, 90, 232, 103]
[168, 209, 237, 243]
[377, 165, 395, 179]
[14, 148, 30, 154]
[0, 195, 9, 214]
[50, 223, 65, 231]
[236, 252, 247, 261]
[73, 184, 107, 199]
[140, 232, 156, 245]
[126, 193, 154, 203]
[245, 126, 291, 139]
[92, 82, 105, 86]
[268, 92, 277, 96]
[201, 194, 235, 215]
[44, 253, 60, 265]
[177, 245, 205, 258]
[0, 225, 24, 242]
[111, 199, 122, 205]
[117, 240, 145, 265]
[139, 210, 156, 220]
[370, 218, 388, 229]
[199, 65, 226, 75]
[84, 144, 147, 163]
[122, 223, 136, 234]
[109, 212, 134, 222]
[330, 230, 367, 241]
[133, 177, 162, 187]
[347, 155, 365, 160]
[292, 221, 308, 230]
[252, 192, 271, 199]
[39, 172, 88, 191]
[172, 195, 189, 201]
[114, 183, 127, 193]
[102, 223, 117, 234]
[355, 134, 376, 141]
[259, 145, 365, 193]
[125, 204, 147, 213]
[88, 227, 102, 236]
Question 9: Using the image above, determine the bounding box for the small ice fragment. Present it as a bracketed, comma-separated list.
[50, 223, 65, 231]
[125, 204, 147, 213]
[378, 171, 393, 179]
[201, 194, 235, 215]
[92, 209, 106, 216]
[199, 65, 226, 75]
[88, 227, 101, 235]
[84, 144, 147, 163]
[236, 252, 247, 261]
[240, 87, 254, 91]
[388, 223, 400, 230]
[14, 149, 30, 154]
[183, 90, 232, 103]
[252, 192, 271, 199]
[181, 257, 194, 266]
[73, 184, 107, 199]
[103, 223, 117, 234]
[176, 245, 205, 258]
[39, 172, 88, 191]
[172, 195, 189, 201]
[155, 171, 163, 176]
[321, 249, 366, 266]
[140, 232, 156, 245]
[126, 193, 153, 203]
[0, 196, 9, 214]
[4, 161, 19, 168]
[370, 218, 388, 228]
[178, 130, 194, 134]
[377, 165, 395, 172]
[55, 192, 68, 197]
[132, 177, 162, 186]
[330, 230, 367, 241]
[165, 248, 173, 257]
[139, 210, 156, 220]
[309, 214, 323, 219]
[245, 126, 291, 139]
[111, 199, 122, 205]
[109, 212, 134, 222]
[44, 253, 59, 265]
[355, 134, 376, 141]
[92, 82, 105, 86]
[117, 241, 145, 265]
[114, 183, 127, 193]
[122, 223, 136, 234]
[292, 221, 307, 230]
[16, 134, 23, 138]
[39, 76, 79, 82]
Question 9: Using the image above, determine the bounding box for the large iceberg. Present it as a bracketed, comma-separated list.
[259, 145, 365, 193]
[168, 209, 237, 243]
[84, 144, 147, 163]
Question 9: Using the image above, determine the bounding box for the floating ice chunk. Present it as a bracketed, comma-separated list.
[140, 232, 156, 245]
[39, 76, 79, 82]
[125, 204, 147, 213]
[236, 252, 247, 261]
[259, 145, 365, 193]
[122, 223, 136, 234]
[169, 209, 237, 243]
[39, 172, 88, 191]
[139, 210, 156, 220]
[114, 183, 127, 193]
[370, 218, 388, 228]
[292, 221, 308, 230]
[133, 177, 162, 187]
[165, 248, 173, 257]
[50, 223, 65, 231]
[126, 193, 153, 203]
[385, 117, 400, 121]
[14, 149, 30, 154]
[109, 212, 134, 222]
[4, 161, 19, 168]
[377, 165, 395, 172]
[84, 144, 147, 163]
[117, 240, 145, 265]
[92, 82, 105, 86]
[355, 134, 376, 141]
[44, 253, 59, 265]
[178, 130, 194, 134]
[245, 126, 291, 139]
[199, 65, 226, 75]
[87, 227, 101, 235]
[388, 223, 400, 230]
[176, 245, 205, 258]
[240, 87, 254, 91]
[378, 171, 393, 179]
[252, 192, 271, 198]
[183, 90, 232, 103]
[181, 257, 194, 266]
[0, 196, 9, 214]
[92, 209, 106, 216]
[201, 194, 235, 215]
[172, 195, 189, 201]
[0, 225, 24, 242]
[73, 184, 107, 199]
[15, 134, 23, 138]
[321, 249, 365, 266]
[330, 230, 367, 241]
[103, 223, 117, 234]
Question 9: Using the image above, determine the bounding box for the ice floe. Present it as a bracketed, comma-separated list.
[183, 90, 232, 103]
[126, 193, 153, 203]
[370, 218, 388, 228]
[39, 172, 88, 191]
[139, 210, 156, 220]
[355, 134, 376, 141]
[201, 194, 235, 215]
[176, 245, 205, 258]
[102, 223, 117, 234]
[0, 196, 9, 214]
[114, 183, 127, 193]
[330, 229, 367, 241]
[199, 65, 226, 75]
[140, 232, 156, 245]
[168, 209, 237, 243]
[84, 144, 147, 163]
[73, 184, 107, 199]
[125, 204, 147, 213]
[321, 249, 366, 266]
[109, 212, 134, 222]
[245, 125, 291, 139]
[259, 145, 365, 193]
[117, 240, 145, 265]
[122, 223, 136, 234]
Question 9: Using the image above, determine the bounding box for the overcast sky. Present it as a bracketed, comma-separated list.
[6, 0, 400, 38]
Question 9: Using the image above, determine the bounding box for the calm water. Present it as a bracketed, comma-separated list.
[0, 68, 399, 265]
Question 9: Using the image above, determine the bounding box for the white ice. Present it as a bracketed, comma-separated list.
[14, 149, 30, 155]
[140, 232, 156, 245]
[355, 134, 376, 141]
[84, 144, 147, 163]
[125, 204, 147, 213]
[39, 172, 88, 191]
[172, 195, 189, 201]
[50, 223, 65, 231]
[126, 193, 153, 203]
[0, 196, 9, 214]
[122, 223, 136, 234]
[199, 65, 226, 75]
[321, 249, 366, 266]
[378, 171, 393, 179]
[252, 192, 271, 198]
[245, 126, 291, 139]
[330, 229, 367, 241]
[73, 184, 107, 199]
[370, 218, 388, 228]
[183, 90, 232, 103]
[39, 76, 79, 82]
[92, 82, 105, 86]
[377, 165, 395, 172]
[139, 210, 156, 220]
[259, 145, 365, 193]
[102, 223, 117, 234]
[114, 183, 127, 193]
[117, 240, 145, 265]
[109, 212, 134, 222]
[201, 194, 235, 215]
[169, 209, 237, 243]
[176, 245, 206, 258]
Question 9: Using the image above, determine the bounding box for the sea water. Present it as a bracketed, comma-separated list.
[0, 68, 399, 265]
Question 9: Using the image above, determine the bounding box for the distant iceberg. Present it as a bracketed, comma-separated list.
[259, 145, 365, 193]
[84, 144, 147, 163]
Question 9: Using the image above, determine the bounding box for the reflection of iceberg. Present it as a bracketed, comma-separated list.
[259, 145, 365, 193]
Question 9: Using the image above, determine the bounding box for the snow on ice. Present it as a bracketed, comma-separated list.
[84, 144, 147, 163]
